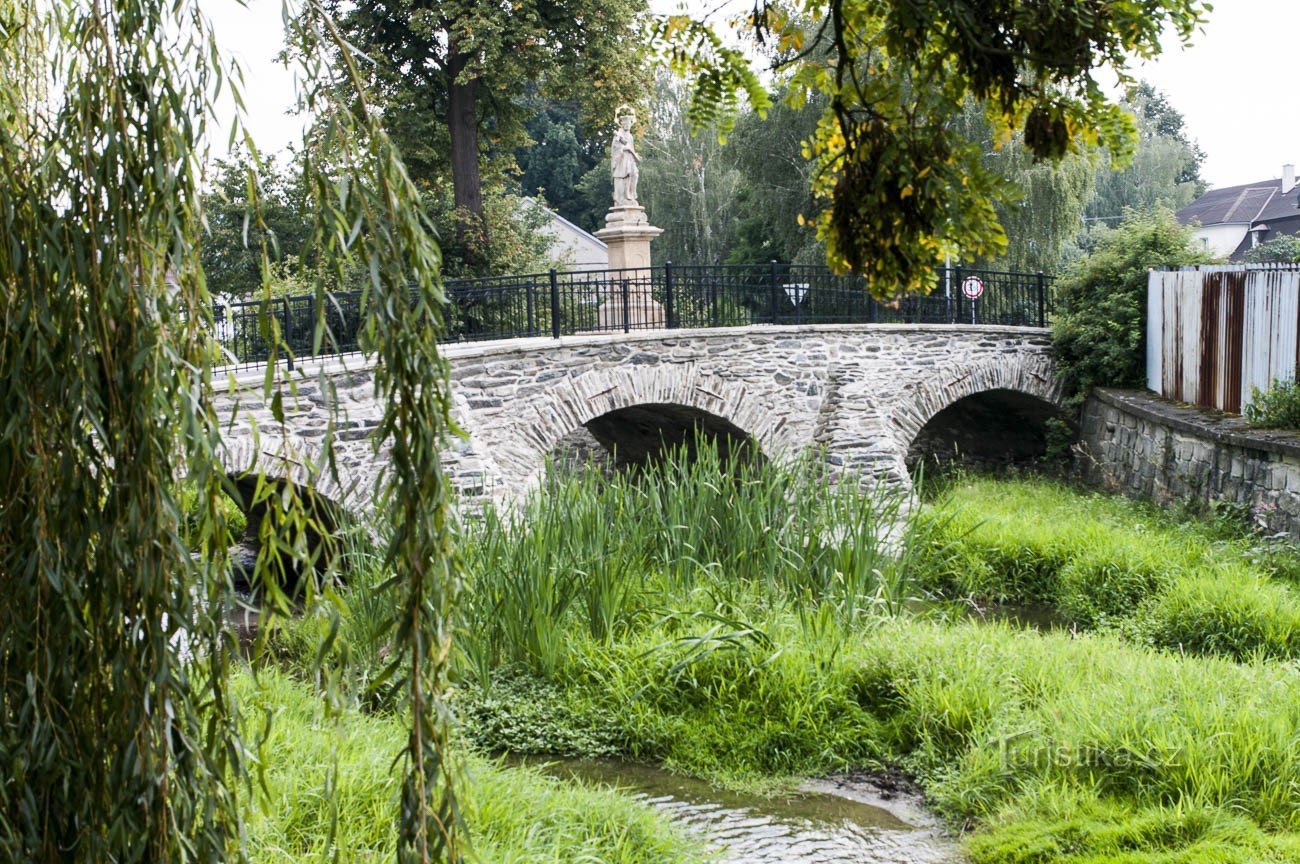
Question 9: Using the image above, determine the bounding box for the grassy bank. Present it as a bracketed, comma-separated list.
[239, 669, 698, 864]
[273, 452, 1300, 862]
[913, 475, 1300, 659]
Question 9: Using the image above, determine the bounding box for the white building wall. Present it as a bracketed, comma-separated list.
[1192, 222, 1250, 259]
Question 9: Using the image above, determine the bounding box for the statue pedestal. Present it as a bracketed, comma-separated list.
[595, 205, 665, 329]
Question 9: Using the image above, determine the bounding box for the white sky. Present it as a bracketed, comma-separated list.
[207, 0, 1300, 190]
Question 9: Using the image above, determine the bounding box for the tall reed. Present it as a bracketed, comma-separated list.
[456, 438, 919, 684]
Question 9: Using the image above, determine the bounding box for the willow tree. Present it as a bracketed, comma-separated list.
[0, 2, 461, 862]
[655, 0, 1211, 299]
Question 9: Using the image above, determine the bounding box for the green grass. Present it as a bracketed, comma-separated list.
[913, 475, 1300, 659]
[269, 454, 1300, 864]
[238, 669, 698, 864]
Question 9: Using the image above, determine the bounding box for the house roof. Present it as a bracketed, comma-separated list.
[1178, 177, 1300, 227]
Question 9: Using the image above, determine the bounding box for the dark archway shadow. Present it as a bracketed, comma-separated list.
[906, 388, 1068, 475]
[551, 402, 761, 474]
[225, 473, 354, 600]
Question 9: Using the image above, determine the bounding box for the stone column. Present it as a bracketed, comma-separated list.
[595, 205, 665, 329]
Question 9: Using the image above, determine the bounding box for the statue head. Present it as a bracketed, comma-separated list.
[615, 104, 636, 132]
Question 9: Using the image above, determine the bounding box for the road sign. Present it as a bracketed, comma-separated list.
[961, 276, 984, 300]
[783, 283, 809, 306]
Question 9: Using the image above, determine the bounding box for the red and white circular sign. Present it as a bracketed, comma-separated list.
[961, 276, 985, 300]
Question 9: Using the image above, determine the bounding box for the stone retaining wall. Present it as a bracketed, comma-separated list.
[1080, 388, 1300, 535]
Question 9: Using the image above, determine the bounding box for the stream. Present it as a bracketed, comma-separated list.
[527, 758, 961, 863]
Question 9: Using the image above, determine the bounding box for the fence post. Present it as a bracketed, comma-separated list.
[953, 265, 963, 325]
[549, 269, 561, 339]
[526, 281, 536, 337]
[622, 278, 631, 333]
[664, 262, 675, 329]
[1036, 271, 1046, 327]
[282, 296, 294, 371]
[769, 259, 780, 325]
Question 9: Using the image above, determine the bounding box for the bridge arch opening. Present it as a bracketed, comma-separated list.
[552, 402, 760, 473]
[906, 388, 1067, 474]
[225, 473, 355, 601]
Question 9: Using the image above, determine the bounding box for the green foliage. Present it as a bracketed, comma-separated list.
[723, 87, 827, 266]
[0, 4, 246, 857]
[323, 0, 648, 267]
[1052, 210, 1214, 404]
[202, 153, 313, 298]
[951, 100, 1097, 275]
[1244, 378, 1300, 429]
[516, 94, 610, 233]
[658, 0, 1211, 298]
[1241, 235, 1300, 265]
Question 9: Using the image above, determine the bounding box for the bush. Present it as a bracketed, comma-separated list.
[1052, 210, 1215, 406]
[1244, 378, 1300, 429]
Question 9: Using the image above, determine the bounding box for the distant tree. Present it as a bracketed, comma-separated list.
[950, 101, 1096, 275]
[202, 154, 312, 298]
[639, 74, 743, 265]
[1085, 82, 1206, 222]
[517, 95, 609, 233]
[724, 88, 826, 265]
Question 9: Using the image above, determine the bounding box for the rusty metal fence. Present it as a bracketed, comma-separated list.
[213, 262, 1052, 372]
[1147, 264, 1300, 413]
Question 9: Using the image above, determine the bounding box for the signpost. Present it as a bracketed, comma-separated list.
[961, 275, 983, 324]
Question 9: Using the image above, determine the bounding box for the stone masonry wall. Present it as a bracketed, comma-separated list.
[211, 324, 1062, 516]
[1081, 388, 1300, 536]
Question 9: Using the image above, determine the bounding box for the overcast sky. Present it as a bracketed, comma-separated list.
[208, 0, 1300, 190]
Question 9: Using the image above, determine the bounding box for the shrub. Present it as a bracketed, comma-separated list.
[1244, 377, 1300, 429]
[1052, 210, 1215, 406]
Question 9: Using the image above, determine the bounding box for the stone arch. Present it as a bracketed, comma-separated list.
[490, 364, 799, 493]
[888, 354, 1066, 469]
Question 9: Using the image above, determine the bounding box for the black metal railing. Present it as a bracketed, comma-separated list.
[212, 263, 1052, 370]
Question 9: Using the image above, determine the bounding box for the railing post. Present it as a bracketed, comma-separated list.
[664, 262, 675, 329]
[526, 280, 537, 337]
[549, 269, 561, 339]
[622, 278, 631, 333]
[710, 276, 719, 328]
[769, 259, 780, 325]
[953, 265, 963, 325]
[282, 296, 294, 371]
[1036, 271, 1046, 327]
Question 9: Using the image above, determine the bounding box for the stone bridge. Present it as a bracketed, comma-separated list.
[211, 324, 1064, 520]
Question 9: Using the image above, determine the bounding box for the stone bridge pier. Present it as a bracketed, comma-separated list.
[211, 324, 1065, 520]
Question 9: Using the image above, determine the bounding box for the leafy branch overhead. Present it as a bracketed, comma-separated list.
[656, 0, 1211, 299]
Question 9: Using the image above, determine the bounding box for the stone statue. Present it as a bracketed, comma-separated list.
[610, 106, 641, 207]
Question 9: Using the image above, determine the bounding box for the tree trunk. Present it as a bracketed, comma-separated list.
[446, 44, 484, 226]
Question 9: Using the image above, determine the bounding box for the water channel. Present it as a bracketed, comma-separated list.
[527, 758, 961, 863]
